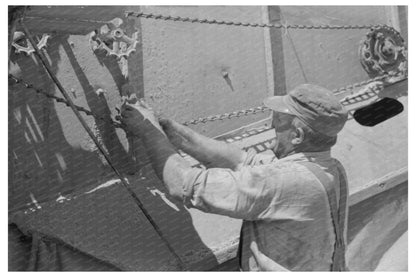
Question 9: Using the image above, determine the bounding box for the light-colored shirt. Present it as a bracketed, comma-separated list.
[182, 149, 348, 271]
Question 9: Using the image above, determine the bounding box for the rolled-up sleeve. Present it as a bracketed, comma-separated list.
[182, 164, 279, 220]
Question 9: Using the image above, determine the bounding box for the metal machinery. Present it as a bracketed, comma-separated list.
[8, 6, 408, 271]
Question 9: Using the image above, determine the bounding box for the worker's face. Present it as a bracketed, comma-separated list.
[270, 112, 297, 159]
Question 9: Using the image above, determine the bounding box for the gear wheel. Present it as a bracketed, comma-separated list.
[359, 26, 407, 78]
[12, 31, 50, 55]
[89, 18, 139, 60]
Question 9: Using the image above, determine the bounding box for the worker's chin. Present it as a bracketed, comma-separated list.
[274, 150, 283, 159]
[269, 139, 277, 150]
[269, 139, 281, 158]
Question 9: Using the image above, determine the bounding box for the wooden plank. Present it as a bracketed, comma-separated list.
[14, 6, 127, 35]
[389, 5, 408, 67]
[385, 6, 408, 44]
[16, 18, 108, 35]
[397, 6, 408, 43]
[385, 6, 401, 32]
[265, 6, 287, 96]
[349, 167, 408, 206]
[125, 6, 146, 174]
[22, 6, 126, 21]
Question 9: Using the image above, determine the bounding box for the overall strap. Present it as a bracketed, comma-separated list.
[299, 161, 348, 271]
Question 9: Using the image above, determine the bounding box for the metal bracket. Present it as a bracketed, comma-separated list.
[12, 31, 50, 55]
[89, 18, 139, 60]
[359, 26, 407, 78]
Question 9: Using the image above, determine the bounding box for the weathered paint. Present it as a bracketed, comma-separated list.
[10, 164, 237, 270]
[9, 34, 133, 212]
[138, 6, 271, 137]
[347, 182, 407, 271]
[9, 5, 407, 271]
[277, 6, 390, 89]
[9, 169, 407, 270]
[15, 6, 128, 35]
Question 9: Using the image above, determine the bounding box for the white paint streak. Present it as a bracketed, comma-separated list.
[149, 188, 179, 211]
[56, 194, 71, 203]
[261, 6, 275, 98]
[34, 151, 43, 167]
[25, 117, 38, 143]
[55, 152, 67, 171]
[29, 193, 42, 209]
[24, 131, 31, 143]
[14, 107, 22, 124]
[26, 105, 45, 141]
[56, 169, 63, 183]
[85, 179, 123, 194]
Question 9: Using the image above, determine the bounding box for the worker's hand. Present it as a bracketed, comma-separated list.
[250, 241, 289, 271]
[359, 81, 384, 94]
[120, 99, 163, 137]
[159, 118, 198, 151]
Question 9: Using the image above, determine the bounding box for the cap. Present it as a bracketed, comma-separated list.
[264, 84, 348, 137]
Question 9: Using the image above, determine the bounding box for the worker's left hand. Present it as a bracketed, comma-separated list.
[250, 241, 289, 271]
[120, 99, 163, 136]
[359, 81, 384, 94]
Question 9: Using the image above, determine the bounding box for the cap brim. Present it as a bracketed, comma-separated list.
[263, 95, 295, 115]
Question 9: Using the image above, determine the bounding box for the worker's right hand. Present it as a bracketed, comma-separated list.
[159, 118, 198, 151]
[120, 99, 163, 137]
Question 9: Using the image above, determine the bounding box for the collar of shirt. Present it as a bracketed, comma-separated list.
[278, 150, 332, 164]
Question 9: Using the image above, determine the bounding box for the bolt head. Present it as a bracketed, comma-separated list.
[112, 28, 124, 38]
[96, 88, 105, 96]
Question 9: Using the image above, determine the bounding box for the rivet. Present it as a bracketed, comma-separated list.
[96, 88, 105, 96]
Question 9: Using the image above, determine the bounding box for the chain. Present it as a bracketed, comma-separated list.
[183, 71, 405, 126]
[340, 74, 407, 105]
[332, 71, 404, 95]
[125, 11, 385, 30]
[9, 73, 270, 127]
[340, 85, 381, 104]
[340, 89, 377, 105]
[9, 11, 402, 130]
[182, 106, 270, 126]
[10, 70, 405, 128]
[9, 74, 122, 128]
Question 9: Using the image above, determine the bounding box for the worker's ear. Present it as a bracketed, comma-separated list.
[291, 127, 304, 145]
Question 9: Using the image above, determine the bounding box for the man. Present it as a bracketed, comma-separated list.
[120, 84, 349, 271]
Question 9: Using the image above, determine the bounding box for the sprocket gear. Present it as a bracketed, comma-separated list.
[89, 18, 139, 60]
[359, 26, 407, 77]
[12, 31, 50, 55]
